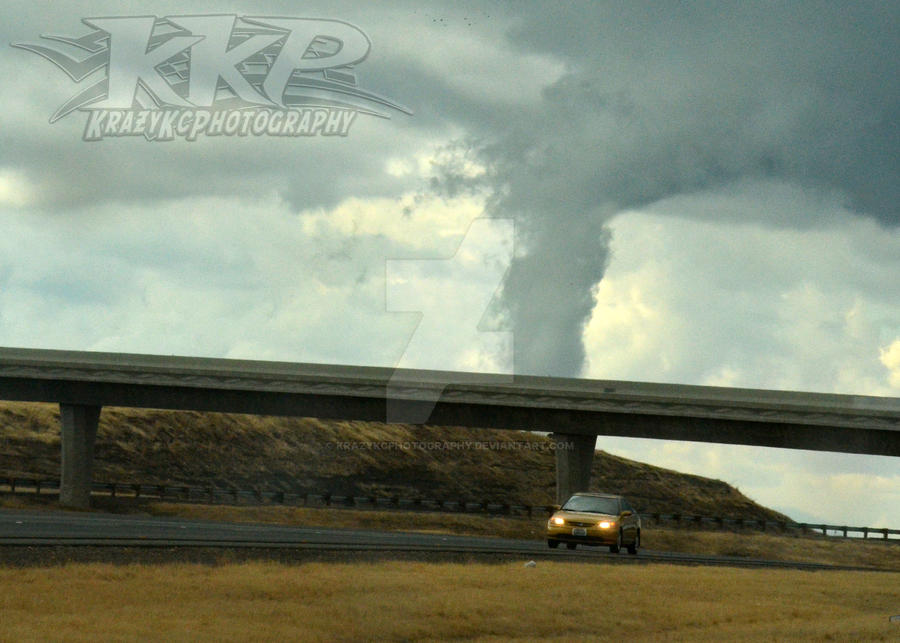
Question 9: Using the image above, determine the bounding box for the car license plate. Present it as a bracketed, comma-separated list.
[572, 528, 587, 537]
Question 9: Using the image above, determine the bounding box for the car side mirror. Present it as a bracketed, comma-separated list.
[621, 510, 633, 517]
[552, 504, 561, 511]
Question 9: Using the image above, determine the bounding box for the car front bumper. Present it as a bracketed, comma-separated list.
[546, 524, 618, 545]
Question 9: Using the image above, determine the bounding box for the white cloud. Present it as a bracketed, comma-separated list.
[300, 187, 487, 251]
[584, 184, 900, 396]
[0, 151, 501, 371]
[387, 217, 512, 373]
[0, 169, 33, 208]
[880, 339, 900, 390]
[583, 259, 672, 380]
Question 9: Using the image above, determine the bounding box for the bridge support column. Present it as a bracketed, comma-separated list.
[551, 433, 596, 504]
[59, 403, 101, 509]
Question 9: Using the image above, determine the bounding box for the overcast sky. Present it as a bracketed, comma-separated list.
[1, 1, 898, 527]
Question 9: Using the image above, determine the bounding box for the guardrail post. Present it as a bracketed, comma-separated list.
[883, 528, 889, 540]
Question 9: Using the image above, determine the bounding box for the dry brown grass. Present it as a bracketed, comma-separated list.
[646, 527, 900, 570]
[0, 496, 37, 511]
[146, 501, 549, 540]
[0, 560, 897, 641]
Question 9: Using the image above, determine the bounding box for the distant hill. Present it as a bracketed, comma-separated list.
[0, 402, 790, 521]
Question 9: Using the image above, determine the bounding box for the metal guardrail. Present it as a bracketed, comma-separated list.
[642, 512, 899, 540]
[2, 476, 898, 542]
[1, 476, 550, 517]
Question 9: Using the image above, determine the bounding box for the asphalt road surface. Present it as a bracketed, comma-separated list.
[0, 508, 883, 571]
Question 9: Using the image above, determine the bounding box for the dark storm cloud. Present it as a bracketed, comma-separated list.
[474, 0, 899, 376]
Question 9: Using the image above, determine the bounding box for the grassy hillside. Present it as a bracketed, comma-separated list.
[0, 402, 789, 521]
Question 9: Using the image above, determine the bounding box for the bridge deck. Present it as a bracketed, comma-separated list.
[0, 347, 898, 456]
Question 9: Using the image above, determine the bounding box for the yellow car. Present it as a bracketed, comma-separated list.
[547, 492, 641, 553]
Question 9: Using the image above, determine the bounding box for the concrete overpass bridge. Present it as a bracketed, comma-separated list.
[1, 347, 898, 508]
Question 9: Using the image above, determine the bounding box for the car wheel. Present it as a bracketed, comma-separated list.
[566, 542, 577, 550]
[547, 539, 559, 549]
[627, 530, 640, 555]
[609, 530, 621, 554]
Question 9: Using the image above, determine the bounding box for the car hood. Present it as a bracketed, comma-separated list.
[555, 510, 617, 522]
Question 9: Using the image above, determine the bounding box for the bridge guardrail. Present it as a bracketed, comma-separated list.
[2, 475, 898, 542]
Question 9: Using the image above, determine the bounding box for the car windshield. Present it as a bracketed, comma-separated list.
[562, 496, 619, 515]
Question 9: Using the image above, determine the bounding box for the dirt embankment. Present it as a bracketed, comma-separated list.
[0, 402, 790, 521]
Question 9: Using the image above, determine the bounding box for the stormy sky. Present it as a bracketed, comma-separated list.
[1, 1, 898, 526]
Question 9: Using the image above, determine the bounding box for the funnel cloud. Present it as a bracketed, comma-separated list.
[471, 1, 900, 376]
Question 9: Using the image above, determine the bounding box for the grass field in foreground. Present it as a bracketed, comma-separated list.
[1, 561, 898, 641]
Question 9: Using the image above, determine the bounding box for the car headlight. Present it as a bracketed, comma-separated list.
[551, 517, 565, 525]
[598, 521, 616, 529]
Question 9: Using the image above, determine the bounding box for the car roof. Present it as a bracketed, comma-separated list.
[569, 492, 622, 499]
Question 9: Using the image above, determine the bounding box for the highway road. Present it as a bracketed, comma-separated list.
[0, 508, 888, 572]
